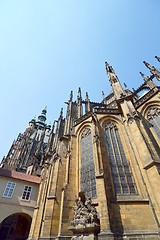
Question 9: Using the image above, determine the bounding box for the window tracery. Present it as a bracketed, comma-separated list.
[80, 128, 97, 198]
[105, 122, 137, 195]
[147, 107, 160, 138]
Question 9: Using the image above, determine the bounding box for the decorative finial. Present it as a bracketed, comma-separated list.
[139, 72, 149, 82]
[143, 61, 155, 72]
[124, 83, 128, 89]
[143, 61, 160, 81]
[105, 62, 115, 74]
[52, 120, 56, 129]
[70, 91, 73, 101]
[102, 91, 105, 100]
[60, 108, 63, 117]
[77, 87, 82, 99]
[155, 56, 160, 62]
[85, 92, 89, 101]
[105, 61, 109, 67]
[78, 87, 81, 93]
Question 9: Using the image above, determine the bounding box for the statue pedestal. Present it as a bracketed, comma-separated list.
[69, 223, 100, 240]
[70, 234, 95, 240]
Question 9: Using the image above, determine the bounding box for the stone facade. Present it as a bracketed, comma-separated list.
[1, 59, 160, 239]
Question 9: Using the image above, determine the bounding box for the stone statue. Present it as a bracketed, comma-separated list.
[70, 193, 100, 229]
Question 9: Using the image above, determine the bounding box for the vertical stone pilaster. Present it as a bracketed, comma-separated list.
[96, 175, 112, 235]
[91, 115, 112, 235]
[123, 119, 160, 229]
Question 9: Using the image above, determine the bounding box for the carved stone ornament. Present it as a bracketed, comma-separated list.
[126, 110, 140, 124]
[68, 193, 100, 235]
[147, 107, 160, 120]
[111, 75, 118, 83]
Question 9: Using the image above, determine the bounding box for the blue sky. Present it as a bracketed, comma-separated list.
[0, 0, 159, 160]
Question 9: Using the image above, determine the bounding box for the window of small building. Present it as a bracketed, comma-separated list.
[21, 185, 32, 201]
[3, 182, 16, 198]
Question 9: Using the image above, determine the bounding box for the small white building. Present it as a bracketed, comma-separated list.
[0, 168, 40, 240]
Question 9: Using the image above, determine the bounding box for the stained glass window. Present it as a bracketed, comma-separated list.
[80, 128, 97, 197]
[105, 122, 137, 195]
[147, 107, 160, 139]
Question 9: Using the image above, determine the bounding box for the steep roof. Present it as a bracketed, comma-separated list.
[0, 168, 41, 184]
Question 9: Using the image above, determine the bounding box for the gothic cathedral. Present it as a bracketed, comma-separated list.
[1, 58, 160, 239]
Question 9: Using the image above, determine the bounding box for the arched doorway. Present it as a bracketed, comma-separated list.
[0, 213, 32, 240]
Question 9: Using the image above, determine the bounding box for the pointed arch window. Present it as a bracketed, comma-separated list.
[147, 107, 160, 138]
[105, 122, 137, 195]
[80, 128, 97, 198]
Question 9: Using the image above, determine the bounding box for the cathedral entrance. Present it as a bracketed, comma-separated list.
[0, 213, 32, 240]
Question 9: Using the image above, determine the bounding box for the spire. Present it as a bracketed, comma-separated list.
[105, 62, 119, 84]
[143, 61, 160, 81]
[155, 56, 160, 62]
[105, 62, 126, 100]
